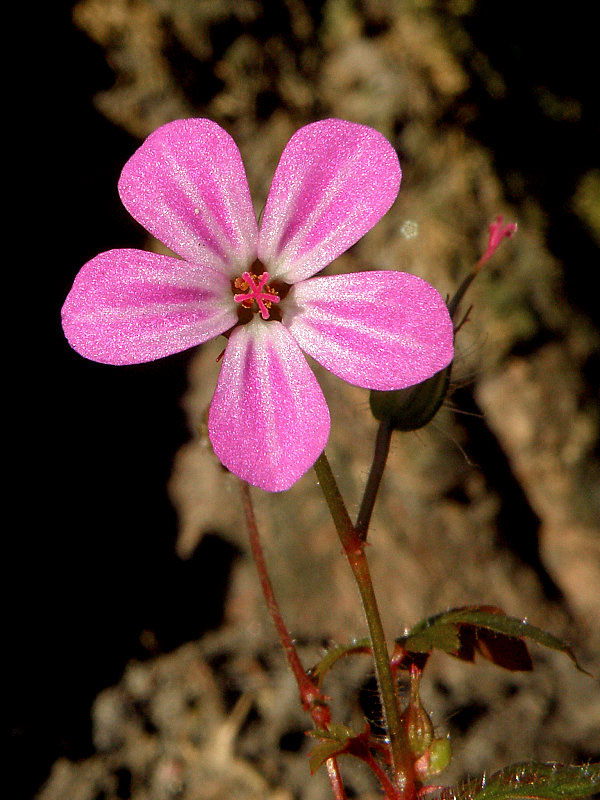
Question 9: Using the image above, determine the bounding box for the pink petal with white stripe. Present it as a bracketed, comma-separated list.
[118, 119, 258, 275]
[61, 249, 236, 365]
[208, 319, 330, 491]
[258, 119, 401, 284]
[283, 271, 454, 391]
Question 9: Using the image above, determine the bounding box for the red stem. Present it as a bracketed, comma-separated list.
[326, 758, 348, 800]
[240, 481, 346, 798]
[364, 752, 404, 800]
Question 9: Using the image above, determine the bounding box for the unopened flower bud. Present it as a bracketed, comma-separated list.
[400, 666, 435, 757]
[480, 216, 518, 268]
[369, 364, 451, 432]
[370, 216, 516, 432]
[427, 737, 452, 774]
[414, 737, 452, 779]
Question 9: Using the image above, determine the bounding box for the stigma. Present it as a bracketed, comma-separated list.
[233, 271, 280, 320]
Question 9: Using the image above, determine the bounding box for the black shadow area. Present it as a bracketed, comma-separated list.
[9, 5, 238, 799]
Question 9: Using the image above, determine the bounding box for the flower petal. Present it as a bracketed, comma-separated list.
[118, 118, 258, 274]
[62, 249, 237, 365]
[258, 119, 401, 283]
[282, 271, 454, 390]
[208, 319, 330, 492]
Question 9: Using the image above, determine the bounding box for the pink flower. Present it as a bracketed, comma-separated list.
[62, 119, 453, 491]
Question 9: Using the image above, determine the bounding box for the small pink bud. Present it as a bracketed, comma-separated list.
[479, 215, 518, 268]
[447, 214, 518, 324]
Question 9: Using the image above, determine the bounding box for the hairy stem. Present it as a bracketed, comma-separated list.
[356, 418, 393, 540]
[314, 453, 415, 798]
[240, 481, 346, 799]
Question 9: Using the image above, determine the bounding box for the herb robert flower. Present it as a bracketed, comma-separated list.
[62, 119, 454, 491]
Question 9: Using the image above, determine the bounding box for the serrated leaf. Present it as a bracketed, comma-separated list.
[307, 725, 354, 774]
[437, 763, 600, 800]
[466, 762, 599, 800]
[308, 739, 344, 775]
[401, 622, 461, 654]
[307, 724, 355, 742]
[308, 738, 347, 774]
[309, 638, 371, 687]
[307, 724, 374, 774]
[397, 607, 591, 675]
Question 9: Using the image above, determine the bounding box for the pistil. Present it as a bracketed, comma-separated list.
[233, 271, 280, 320]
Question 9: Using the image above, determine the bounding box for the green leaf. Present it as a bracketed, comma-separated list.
[307, 725, 354, 774]
[443, 762, 600, 800]
[308, 737, 347, 774]
[307, 724, 375, 774]
[396, 606, 591, 675]
[309, 638, 371, 688]
[401, 620, 461, 654]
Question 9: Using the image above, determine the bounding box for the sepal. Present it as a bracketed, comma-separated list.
[369, 365, 451, 431]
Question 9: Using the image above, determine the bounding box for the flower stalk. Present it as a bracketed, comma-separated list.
[314, 453, 415, 798]
[355, 418, 393, 541]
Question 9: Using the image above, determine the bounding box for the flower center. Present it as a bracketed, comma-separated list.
[233, 270, 280, 320]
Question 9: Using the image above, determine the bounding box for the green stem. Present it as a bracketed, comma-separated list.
[314, 453, 415, 798]
[355, 418, 393, 541]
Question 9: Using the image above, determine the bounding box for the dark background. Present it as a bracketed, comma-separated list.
[10, 3, 598, 799]
[11, 5, 238, 798]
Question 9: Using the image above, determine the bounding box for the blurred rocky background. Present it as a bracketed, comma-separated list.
[13, 1, 599, 799]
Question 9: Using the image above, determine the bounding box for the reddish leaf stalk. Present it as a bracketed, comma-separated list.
[240, 481, 347, 799]
[364, 750, 404, 800]
[326, 758, 349, 800]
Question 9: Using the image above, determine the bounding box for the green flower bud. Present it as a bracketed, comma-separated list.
[400, 666, 435, 757]
[415, 736, 453, 779]
[370, 217, 516, 432]
[427, 737, 452, 774]
[369, 364, 451, 432]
